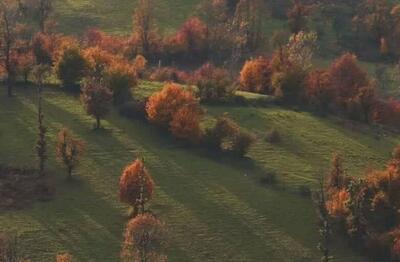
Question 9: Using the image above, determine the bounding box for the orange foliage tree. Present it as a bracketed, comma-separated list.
[239, 57, 272, 94]
[56, 253, 73, 262]
[146, 83, 200, 127]
[121, 213, 166, 262]
[119, 159, 155, 217]
[169, 106, 203, 143]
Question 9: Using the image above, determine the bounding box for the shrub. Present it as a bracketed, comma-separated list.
[272, 67, 307, 104]
[119, 159, 154, 217]
[146, 83, 199, 127]
[149, 67, 191, 84]
[194, 63, 233, 103]
[169, 106, 203, 143]
[56, 128, 86, 179]
[105, 60, 137, 105]
[231, 131, 255, 157]
[119, 100, 147, 120]
[239, 57, 272, 94]
[204, 115, 239, 150]
[121, 213, 166, 262]
[56, 253, 73, 262]
[55, 46, 88, 91]
[80, 79, 113, 129]
[265, 129, 281, 144]
[260, 171, 277, 185]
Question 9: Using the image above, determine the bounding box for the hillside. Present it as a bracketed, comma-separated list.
[1, 83, 398, 261]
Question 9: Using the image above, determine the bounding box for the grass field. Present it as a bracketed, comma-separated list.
[54, 0, 202, 35]
[1, 83, 398, 261]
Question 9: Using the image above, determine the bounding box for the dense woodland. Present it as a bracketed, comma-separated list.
[2, 0, 400, 261]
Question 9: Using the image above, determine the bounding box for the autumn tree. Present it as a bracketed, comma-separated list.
[239, 57, 272, 94]
[32, 32, 55, 65]
[132, 0, 159, 57]
[55, 46, 88, 91]
[80, 79, 113, 129]
[287, 2, 310, 34]
[56, 253, 73, 262]
[83, 46, 114, 80]
[169, 106, 203, 143]
[328, 53, 370, 105]
[33, 65, 50, 177]
[327, 153, 345, 190]
[119, 159, 155, 217]
[146, 83, 199, 127]
[121, 213, 166, 262]
[105, 59, 137, 105]
[305, 69, 334, 112]
[174, 17, 208, 59]
[0, 0, 25, 97]
[56, 128, 86, 179]
[194, 63, 233, 102]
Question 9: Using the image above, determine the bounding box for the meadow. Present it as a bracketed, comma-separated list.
[1, 82, 397, 261]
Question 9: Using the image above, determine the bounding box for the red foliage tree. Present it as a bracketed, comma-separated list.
[305, 69, 334, 111]
[119, 159, 155, 216]
[328, 53, 369, 102]
[174, 17, 208, 59]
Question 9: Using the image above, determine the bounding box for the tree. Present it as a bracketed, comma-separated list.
[56, 253, 73, 262]
[80, 79, 113, 129]
[105, 59, 137, 105]
[353, 85, 378, 123]
[0, 0, 25, 97]
[194, 63, 233, 102]
[119, 159, 155, 217]
[56, 128, 86, 179]
[328, 53, 369, 101]
[231, 130, 255, 157]
[174, 17, 208, 60]
[33, 65, 50, 177]
[315, 178, 333, 262]
[23, 0, 53, 33]
[271, 67, 307, 104]
[239, 57, 272, 94]
[287, 2, 310, 34]
[55, 46, 88, 91]
[146, 83, 199, 127]
[327, 153, 345, 190]
[285, 31, 317, 73]
[121, 213, 166, 262]
[169, 106, 203, 143]
[305, 69, 334, 112]
[132, 0, 159, 57]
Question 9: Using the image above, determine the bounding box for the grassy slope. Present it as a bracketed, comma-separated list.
[1, 84, 398, 261]
[54, 0, 201, 35]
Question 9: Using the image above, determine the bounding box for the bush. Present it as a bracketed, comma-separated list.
[260, 171, 277, 185]
[119, 100, 147, 120]
[146, 83, 199, 127]
[231, 131, 255, 157]
[194, 63, 233, 102]
[169, 106, 203, 143]
[239, 57, 272, 94]
[265, 129, 281, 144]
[149, 67, 191, 84]
[204, 115, 255, 156]
[55, 46, 88, 91]
[272, 67, 307, 104]
[56, 253, 74, 262]
[105, 60, 137, 105]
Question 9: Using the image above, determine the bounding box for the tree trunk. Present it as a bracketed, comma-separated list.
[96, 117, 101, 129]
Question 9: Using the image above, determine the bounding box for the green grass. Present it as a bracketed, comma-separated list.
[1, 83, 398, 261]
[54, 0, 202, 35]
